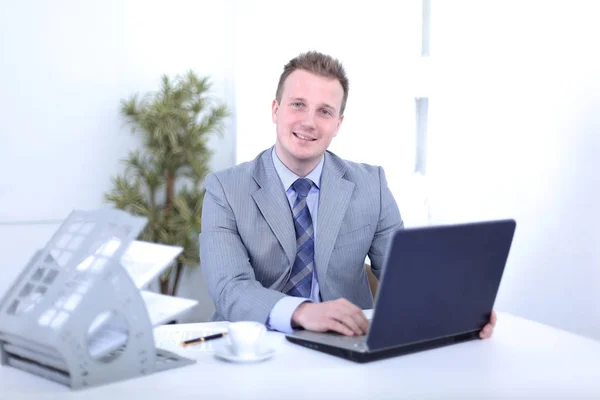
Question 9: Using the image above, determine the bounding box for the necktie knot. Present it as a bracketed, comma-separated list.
[292, 178, 312, 199]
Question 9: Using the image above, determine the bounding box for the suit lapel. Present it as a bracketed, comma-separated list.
[251, 149, 296, 266]
[316, 153, 355, 281]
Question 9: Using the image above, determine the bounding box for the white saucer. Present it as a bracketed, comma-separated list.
[214, 344, 275, 364]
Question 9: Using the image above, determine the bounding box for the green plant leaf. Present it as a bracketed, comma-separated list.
[104, 70, 229, 294]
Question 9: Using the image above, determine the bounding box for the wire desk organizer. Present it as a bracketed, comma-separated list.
[0, 209, 194, 390]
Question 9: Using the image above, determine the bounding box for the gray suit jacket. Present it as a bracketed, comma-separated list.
[200, 147, 403, 323]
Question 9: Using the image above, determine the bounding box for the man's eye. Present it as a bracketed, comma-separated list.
[292, 102, 303, 108]
[320, 109, 332, 116]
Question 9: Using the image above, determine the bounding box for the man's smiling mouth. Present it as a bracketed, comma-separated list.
[294, 132, 316, 141]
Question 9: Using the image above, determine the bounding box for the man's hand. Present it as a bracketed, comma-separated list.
[291, 298, 369, 336]
[479, 310, 497, 339]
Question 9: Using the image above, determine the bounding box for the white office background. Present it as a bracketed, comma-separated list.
[0, 0, 598, 340]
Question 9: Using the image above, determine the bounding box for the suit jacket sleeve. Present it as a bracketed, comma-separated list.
[368, 166, 404, 279]
[200, 173, 287, 323]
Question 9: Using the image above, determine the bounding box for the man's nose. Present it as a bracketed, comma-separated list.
[300, 109, 317, 130]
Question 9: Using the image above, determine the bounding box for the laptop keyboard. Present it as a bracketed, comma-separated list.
[330, 333, 366, 343]
[288, 329, 370, 351]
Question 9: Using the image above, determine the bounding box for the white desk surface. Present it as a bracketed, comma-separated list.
[1, 312, 600, 399]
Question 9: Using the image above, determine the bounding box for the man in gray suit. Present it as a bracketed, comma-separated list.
[201, 51, 497, 338]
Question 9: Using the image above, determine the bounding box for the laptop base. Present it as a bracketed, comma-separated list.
[285, 330, 481, 363]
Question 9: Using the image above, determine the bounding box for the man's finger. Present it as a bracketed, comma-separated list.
[490, 311, 497, 327]
[479, 324, 492, 339]
[327, 319, 355, 336]
[333, 311, 364, 336]
[332, 301, 368, 335]
[348, 311, 369, 335]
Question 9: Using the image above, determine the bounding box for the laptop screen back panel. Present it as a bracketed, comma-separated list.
[367, 220, 516, 351]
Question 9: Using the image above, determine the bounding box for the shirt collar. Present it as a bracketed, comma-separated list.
[272, 147, 324, 191]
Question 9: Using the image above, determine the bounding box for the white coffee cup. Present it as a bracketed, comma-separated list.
[227, 321, 266, 358]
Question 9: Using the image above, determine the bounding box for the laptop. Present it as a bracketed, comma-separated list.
[285, 219, 516, 363]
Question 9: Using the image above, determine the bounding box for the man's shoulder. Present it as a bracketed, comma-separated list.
[205, 149, 271, 195]
[326, 150, 383, 180]
[210, 159, 254, 181]
[209, 150, 264, 182]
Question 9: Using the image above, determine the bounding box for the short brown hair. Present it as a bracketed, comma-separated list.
[275, 51, 349, 116]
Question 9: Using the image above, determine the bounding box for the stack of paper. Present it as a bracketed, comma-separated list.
[140, 291, 198, 326]
[87, 240, 199, 359]
[121, 240, 184, 289]
[153, 322, 229, 356]
[122, 240, 199, 325]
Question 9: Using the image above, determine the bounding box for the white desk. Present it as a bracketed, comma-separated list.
[1, 312, 600, 399]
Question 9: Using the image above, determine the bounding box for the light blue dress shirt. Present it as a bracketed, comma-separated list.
[267, 148, 324, 333]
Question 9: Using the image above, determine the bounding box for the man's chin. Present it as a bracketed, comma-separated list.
[290, 150, 321, 162]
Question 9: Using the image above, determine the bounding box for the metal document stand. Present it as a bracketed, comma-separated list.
[0, 209, 194, 390]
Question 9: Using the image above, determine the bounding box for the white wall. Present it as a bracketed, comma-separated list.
[0, 0, 235, 222]
[428, 0, 600, 340]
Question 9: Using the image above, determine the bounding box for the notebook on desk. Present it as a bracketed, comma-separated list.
[285, 219, 517, 363]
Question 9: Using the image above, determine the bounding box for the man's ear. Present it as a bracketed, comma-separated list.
[271, 99, 279, 123]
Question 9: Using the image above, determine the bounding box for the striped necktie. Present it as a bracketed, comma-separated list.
[282, 178, 314, 298]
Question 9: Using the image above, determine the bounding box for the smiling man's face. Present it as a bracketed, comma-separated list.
[272, 69, 345, 176]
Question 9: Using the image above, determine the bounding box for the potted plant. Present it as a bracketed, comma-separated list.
[105, 71, 229, 295]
